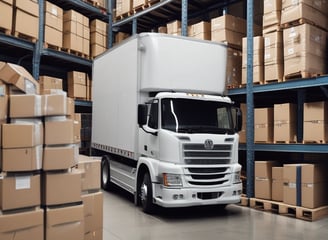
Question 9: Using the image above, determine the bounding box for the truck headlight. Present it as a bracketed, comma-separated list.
[163, 173, 182, 188]
[233, 171, 241, 184]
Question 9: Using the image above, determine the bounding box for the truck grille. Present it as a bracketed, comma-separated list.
[183, 143, 233, 186]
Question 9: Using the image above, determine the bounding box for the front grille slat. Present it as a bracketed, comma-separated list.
[183, 143, 233, 186]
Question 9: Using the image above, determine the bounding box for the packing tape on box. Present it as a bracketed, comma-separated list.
[43, 92, 67, 116]
[45, 116, 67, 122]
[35, 95, 43, 116]
[36, 145, 42, 170]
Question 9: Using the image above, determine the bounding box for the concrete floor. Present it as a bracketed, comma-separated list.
[102, 189, 328, 240]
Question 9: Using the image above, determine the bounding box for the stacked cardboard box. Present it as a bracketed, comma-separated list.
[211, 14, 246, 48]
[39, 75, 63, 94]
[264, 31, 284, 82]
[14, 0, 39, 40]
[115, 32, 130, 44]
[283, 164, 328, 208]
[255, 161, 279, 200]
[44, 1, 63, 48]
[63, 10, 90, 56]
[272, 167, 284, 201]
[242, 36, 264, 85]
[0, 62, 44, 240]
[239, 103, 247, 143]
[303, 101, 328, 143]
[188, 21, 211, 40]
[167, 20, 181, 36]
[283, 24, 327, 77]
[226, 47, 242, 88]
[67, 71, 87, 99]
[263, 0, 282, 34]
[0, 0, 13, 32]
[254, 107, 273, 142]
[116, 0, 132, 17]
[274, 103, 297, 142]
[90, 19, 108, 58]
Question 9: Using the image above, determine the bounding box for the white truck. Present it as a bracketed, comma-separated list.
[91, 33, 243, 213]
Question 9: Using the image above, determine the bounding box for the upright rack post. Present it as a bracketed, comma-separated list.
[246, 0, 254, 198]
[33, 0, 44, 80]
[108, 0, 113, 48]
[181, 0, 188, 36]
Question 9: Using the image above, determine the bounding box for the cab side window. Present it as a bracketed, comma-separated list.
[148, 100, 158, 129]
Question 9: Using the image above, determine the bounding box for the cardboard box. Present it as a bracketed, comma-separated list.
[91, 44, 107, 57]
[0, 63, 39, 94]
[83, 38, 90, 56]
[74, 113, 81, 143]
[91, 32, 107, 47]
[15, 0, 39, 17]
[116, 0, 132, 16]
[85, 229, 103, 240]
[281, 3, 328, 31]
[45, 1, 63, 31]
[45, 25, 63, 47]
[2, 145, 43, 172]
[82, 192, 103, 234]
[0, 1, 13, 31]
[15, 9, 39, 39]
[272, 167, 283, 201]
[67, 97, 75, 117]
[90, 19, 107, 35]
[264, 31, 283, 65]
[242, 36, 264, 67]
[304, 101, 328, 122]
[0, 81, 8, 121]
[68, 71, 87, 85]
[63, 9, 83, 23]
[43, 171, 82, 205]
[0, 174, 41, 210]
[46, 205, 84, 240]
[0, 209, 44, 240]
[284, 53, 326, 76]
[43, 93, 68, 116]
[226, 48, 242, 87]
[265, 63, 284, 82]
[2, 122, 43, 148]
[44, 118, 74, 145]
[263, 11, 281, 28]
[43, 144, 79, 170]
[282, 0, 328, 14]
[167, 20, 181, 35]
[9, 94, 43, 118]
[264, 0, 282, 14]
[242, 65, 264, 85]
[63, 33, 83, 53]
[76, 155, 101, 191]
[189, 21, 211, 40]
[254, 108, 273, 142]
[255, 161, 279, 200]
[115, 32, 130, 43]
[283, 164, 303, 206]
[68, 83, 87, 99]
[39, 75, 63, 90]
[211, 14, 246, 34]
[211, 29, 244, 47]
[274, 103, 297, 142]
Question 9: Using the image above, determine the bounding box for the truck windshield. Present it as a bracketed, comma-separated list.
[161, 98, 234, 134]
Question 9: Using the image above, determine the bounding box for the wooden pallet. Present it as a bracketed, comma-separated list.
[303, 140, 328, 144]
[0, 27, 11, 35]
[61, 48, 89, 59]
[44, 43, 62, 51]
[249, 198, 328, 221]
[265, 78, 283, 84]
[273, 140, 297, 144]
[14, 31, 37, 43]
[281, 18, 316, 29]
[239, 195, 249, 207]
[284, 71, 321, 81]
[133, 0, 159, 13]
[115, 11, 133, 21]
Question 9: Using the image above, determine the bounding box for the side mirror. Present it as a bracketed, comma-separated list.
[138, 104, 148, 127]
[232, 107, 242, 132]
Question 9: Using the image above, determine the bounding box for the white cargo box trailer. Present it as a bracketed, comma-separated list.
[92, 33, 242, 213]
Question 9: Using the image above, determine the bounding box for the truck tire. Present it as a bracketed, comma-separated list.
[140, 172, 155, 213]
[101, 156, 112, 191]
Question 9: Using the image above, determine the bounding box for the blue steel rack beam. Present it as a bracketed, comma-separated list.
[41, 49, 92, 67]
[0, 34, 34, 51]
[33, 0, 45, 80]
[239, 143, 328, 153]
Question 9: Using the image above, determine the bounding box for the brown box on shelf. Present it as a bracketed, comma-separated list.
[44, 117, 75, 145]
[15, 9, 39, 39]
[63, 9, 83, 23]
[63, 20, 83, 36]
[45, 1, 63, 31]
[91, 19, 107, 35]
[45, 26, 63, 48]
[43, 92, 68, 116]
[212, 29, 244, 47]
[254, 108, 274, 142]
[9, 94, 43, 118]
[68, 71, 87, 85]
[43, 144, 78, 170]
[303, 101, 328, 142]
[274, 103, 297, 142]
[82, 192, 103, 234]
[43, 170, 82, 206]
[83, 38, 90, 56]
[264, 0, 282, 14]
[15, 0, 39, 17]
[211, 14, 246, 34]
[189, 21, 211, 40]
[272, 167, 284, 202]
[0, 208, 44, 240]
[2, 122, 43, 148]
[167, 20, 181, 35]
[116, 0, 132, 16]
[76, 155, 101, 191]
[242, 65, 264, 85]
[91, 32, 107, 47]
[265, 63, 284, 82]
[242, 36, 264, 67]
[263, 11, 281, 29]
[255, 161, 279, 200]
[281, 3, 328, 31]
[68, 83, 87, 99]
[283, 164, 305, 206]
[63, 33, 83, 53]
[264, 31, 283, 65]
[239, 104, 247, 143]
[46, 204, 84, 240]
[91, 44, 107, 57]
[2, 145, 42, 172]
[39, 76, 63, 91]
[0, 174, 41, 211]
[74, 113, 81, 143]
[283, 0, 328, 13]
[0, 80, 8, 122]
[226, 48, 242, 88]
[0, 63, 39, 94]
[0, 1, 13, 31]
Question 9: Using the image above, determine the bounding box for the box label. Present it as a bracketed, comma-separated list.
[16, 176, 31, 190]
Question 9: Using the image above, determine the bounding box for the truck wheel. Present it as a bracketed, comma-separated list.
[140, 172, 155, 213]
[101, 156, 112, 191]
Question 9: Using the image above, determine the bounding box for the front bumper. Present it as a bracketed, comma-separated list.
[153, 182, 242, 208]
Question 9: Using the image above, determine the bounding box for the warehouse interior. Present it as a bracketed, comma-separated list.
[1, 0, 328, 239]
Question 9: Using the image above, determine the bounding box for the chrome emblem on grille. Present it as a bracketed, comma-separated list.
[204, 139, 214, 150]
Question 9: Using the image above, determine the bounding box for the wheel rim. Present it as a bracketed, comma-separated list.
[102, 163, 109, 185]
[140, 181, 148, 205]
